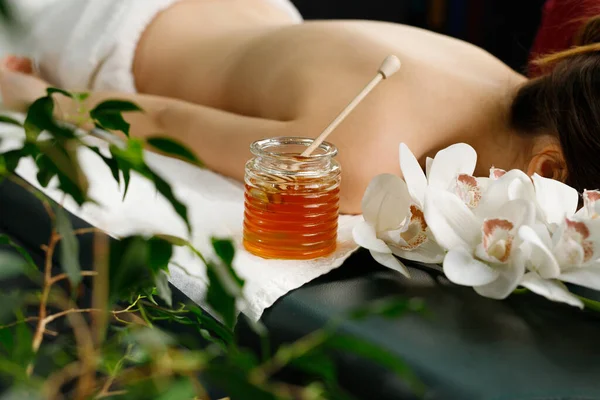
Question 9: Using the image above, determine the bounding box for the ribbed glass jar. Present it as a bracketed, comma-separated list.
[243, 137, 341, 260]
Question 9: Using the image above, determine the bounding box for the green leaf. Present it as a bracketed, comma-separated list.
[188, 306, 233, 346]
[0, 251, 28, 280]
[109, 144, 132, 199]
[154, 271, 172, 308]
[46, 87, 73, 98]
[155, 378, 196, 400]
[211, 238, 236, 268]
[0, 326, 14, 354]
[148, 169, 191, 233]
[110, 140, 144, 169]
[154, 234, 189, 247]
[121, 164, 131, 200]
[35, 154, 57, 187]
[290, 351, 337, 384]
[205, 364, 278, 400]
[148, 237, 173, 273]
[87, 145, 120, 185]
[109, 237, 149, 303]
[73, 92, 90, 102]
[0, 0, 14, 24]
[91, 100, 143, 114]
[108, 237, 174, 305]
[349, 297, 426, 321]
[326, 335, 425, 397]
[203, 239, 244, 329]
[0, 143, 39, 174]
[227, 348, 260, 372]
[94, 115, 131, 137]
[12, 310, 33, 366]
[0, 291, 25, 324]
[91, 100, 143, 137]
[110, 140, 190, 230]
[211, 238, 244, 289]
[205, 261, 237, 330]
[54, 206, 82, 287]
[37, 140, 89, 205]
[24, 96, 54, 141]
[146, 136, 203, 166]
[0, 115, 23, 127]
[0, 235, 38, 277]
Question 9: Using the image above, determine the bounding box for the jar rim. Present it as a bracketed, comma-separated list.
[250, 137, 338, 159]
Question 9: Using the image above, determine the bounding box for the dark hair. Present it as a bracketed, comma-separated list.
[511, 16, 600, 192]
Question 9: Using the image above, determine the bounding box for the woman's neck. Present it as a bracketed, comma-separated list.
[470, 81, 532, 176]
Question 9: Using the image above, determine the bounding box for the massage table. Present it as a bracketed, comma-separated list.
[3, 175, 600, 400]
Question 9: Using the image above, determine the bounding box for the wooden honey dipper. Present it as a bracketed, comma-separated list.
[301, 55, 402, 157]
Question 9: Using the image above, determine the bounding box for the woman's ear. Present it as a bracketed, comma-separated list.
[526, 142, 567, 181]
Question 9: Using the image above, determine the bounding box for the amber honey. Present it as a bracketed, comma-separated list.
[242, 137, 341, 260]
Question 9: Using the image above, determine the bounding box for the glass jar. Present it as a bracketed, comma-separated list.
[243, 137, 341, 260]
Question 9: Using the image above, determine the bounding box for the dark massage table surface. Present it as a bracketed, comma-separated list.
[2, 178, 600, 400]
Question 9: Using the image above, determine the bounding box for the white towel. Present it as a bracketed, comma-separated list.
[0, 123, 362, 321]
[9, 0, 303, 92]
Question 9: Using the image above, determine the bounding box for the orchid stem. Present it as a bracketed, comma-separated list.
[577, 296, 600, 312]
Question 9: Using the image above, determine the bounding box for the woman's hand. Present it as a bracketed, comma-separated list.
[0, 56, 51, 112]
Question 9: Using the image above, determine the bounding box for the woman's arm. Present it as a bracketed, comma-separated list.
[68, 90, 293, 182]
[0, 64, 291, 182]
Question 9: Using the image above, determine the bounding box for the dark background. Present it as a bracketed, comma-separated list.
[291, 0, 547, 74]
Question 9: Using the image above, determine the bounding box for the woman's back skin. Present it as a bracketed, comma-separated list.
[132, 0, 528, 213]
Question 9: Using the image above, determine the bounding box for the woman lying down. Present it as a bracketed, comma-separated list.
[1, 0, 599, 215]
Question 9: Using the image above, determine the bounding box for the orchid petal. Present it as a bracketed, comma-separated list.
[474, 251, 525, 299]
[560, 266, 600, 291]
[554, 236, 585, 267]
[361, 174, 411, 232]
[443, 248, 500, 286]
[399, 143, 427, 206]
[391, 238, 445, 264]
[505, 170, 535, 201]
[476, 177, 492, 193]
[518, 225, 560, 279]
[489, 168, 507, 180]
[494, 199, 536, 229]
[579, 218, 600, 262]
[554, 218, 600, 265]
[583, 190, 600, 218]
[532, 174, 578, 226]
[520, 272, 584, 309]
[424, 187, 481, 250]
[477, 170, 533, 217]
[370, 250, 411, 278]
[428, 143, 477, 190]
[425, 157, 434, 178]
[574, 207, 589, 220]
[352, 221, 392, 253]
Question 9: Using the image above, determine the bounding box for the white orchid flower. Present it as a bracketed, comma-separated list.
[531, 174, 579, 229]
[424, 186, 535, 299]
[477, 169, 578, 231]
[575, 190, 600, 219]
[400, 142, 485, 209]
[352, 174, 413, 277]
[518, 216, 600, 308]
[352, 171, 447, 276]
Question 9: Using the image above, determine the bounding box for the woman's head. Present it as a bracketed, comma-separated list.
[511, 15, 600, 193]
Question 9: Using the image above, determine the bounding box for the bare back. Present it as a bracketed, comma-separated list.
[131, 0, 528, 212]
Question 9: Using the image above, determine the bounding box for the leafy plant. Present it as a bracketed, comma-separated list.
[0, 85, 426, 399]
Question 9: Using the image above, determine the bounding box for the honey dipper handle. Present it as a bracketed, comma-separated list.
[301, 55, 401, 157]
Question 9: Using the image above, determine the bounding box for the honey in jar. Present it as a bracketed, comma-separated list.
[243, 137, 341, 260]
